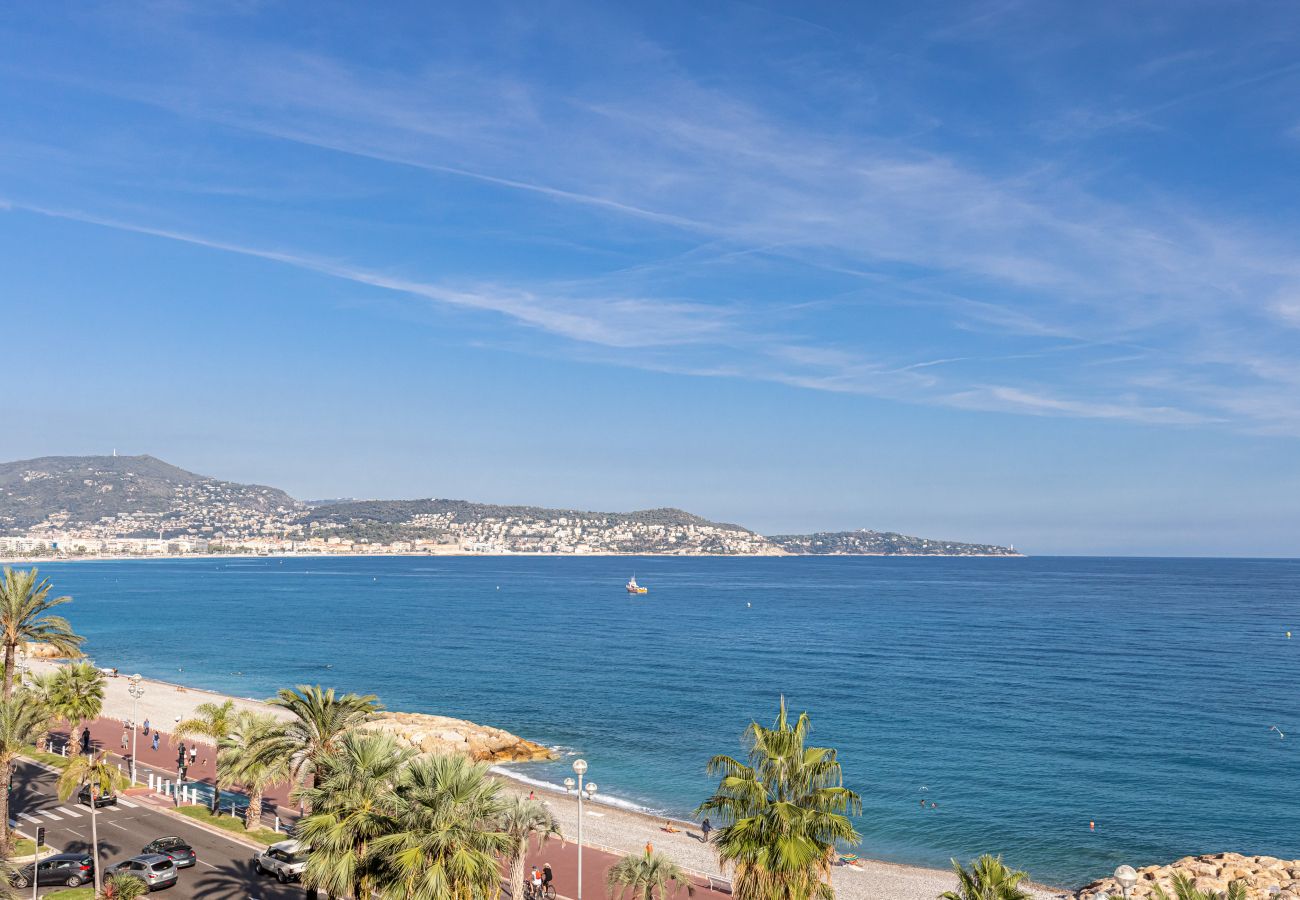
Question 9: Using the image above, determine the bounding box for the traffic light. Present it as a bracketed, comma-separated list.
[35, 826, 45, 848]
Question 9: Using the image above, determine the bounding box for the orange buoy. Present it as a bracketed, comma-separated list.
[1090, 821, 1095, 831]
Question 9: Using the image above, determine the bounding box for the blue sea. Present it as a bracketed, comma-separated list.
[30, 555, 1300, 886]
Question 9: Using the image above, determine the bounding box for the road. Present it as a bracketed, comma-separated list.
[9, 759, 304, 900]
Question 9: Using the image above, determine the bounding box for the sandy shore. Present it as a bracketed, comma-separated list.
[26, 659, 1065, 900]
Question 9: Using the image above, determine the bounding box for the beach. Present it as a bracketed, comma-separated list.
[26, 658, 1065, 900]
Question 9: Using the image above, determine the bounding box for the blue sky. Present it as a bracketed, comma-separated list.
[2, 1, 1299, 555]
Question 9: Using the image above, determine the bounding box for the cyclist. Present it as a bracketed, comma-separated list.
[530, 866, 543, 899]
[542, 864, 554, 897]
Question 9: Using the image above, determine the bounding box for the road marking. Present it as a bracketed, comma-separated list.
[18, 812, 42, 822]
[108, 821, 130, 831]
[39, 809, 63, 820]
[196, 860, 216, 869]
[57, 805, 83, 817]
[117, 797, 140, 809]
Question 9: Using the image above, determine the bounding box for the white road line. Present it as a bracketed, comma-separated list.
[196, 860, 217, 870]
[57, 806, 83, 817]
[18, 812, 41, 823]
[108, 821, 130, 831]
[117, 797, 140, 809]
[39, 809, 63, 820]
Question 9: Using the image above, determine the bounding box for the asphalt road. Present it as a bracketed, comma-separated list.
[9, 759, 306, 900]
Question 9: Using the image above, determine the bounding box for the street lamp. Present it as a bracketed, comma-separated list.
[1113, 865, 1138, 900]
[572, 759, 590, 900]
[127, 675, 145, 785]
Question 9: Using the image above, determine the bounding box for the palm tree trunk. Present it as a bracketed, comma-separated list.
[511, 855, 525, 900]
[0, 758, 12, 849]
[90, 790, 102, 894]
[245, 786, 264, 831]
[210, 775, 220, 815]
[2, 642, 15, 700]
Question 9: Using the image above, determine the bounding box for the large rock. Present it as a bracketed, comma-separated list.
[363, 712, 555, 764]
[1076, 853, 1299, 899]
[22, 642, 73, 659]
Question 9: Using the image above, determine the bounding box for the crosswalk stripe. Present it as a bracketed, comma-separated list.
[40, 809, 63, 820]
[57, 806, 83, 817]
[116, 797, 139, 809]
[18, 812, 41, 822]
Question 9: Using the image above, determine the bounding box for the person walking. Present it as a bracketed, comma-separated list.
[143, 718, 150, 736]
[701, 818, 712, 843]
[120, 730, 129, 751]
[189, 745, 197, 767]
[151, 732, 160, 752]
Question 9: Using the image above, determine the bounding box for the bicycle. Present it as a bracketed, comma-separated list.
[525, 882, 556, 900]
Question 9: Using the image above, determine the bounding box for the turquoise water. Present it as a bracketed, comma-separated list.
[32, 555, 1300, 886]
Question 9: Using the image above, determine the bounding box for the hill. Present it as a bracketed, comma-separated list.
[0, 455, 300, 536]
[769, 529, 1019, 556]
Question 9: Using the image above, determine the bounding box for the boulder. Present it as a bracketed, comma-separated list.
[1075, 854, 1300, 899]
[362, 712, 555, 764]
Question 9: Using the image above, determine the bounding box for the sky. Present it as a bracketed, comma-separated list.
[2, 1, 1299, 556]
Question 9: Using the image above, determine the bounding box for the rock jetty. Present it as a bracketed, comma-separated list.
[364, 711, 555, 763]
[23, 642, 74, 659]
[1077, 853, 1300, 899]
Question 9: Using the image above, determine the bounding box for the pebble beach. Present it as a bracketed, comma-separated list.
[26, 657, 1064, 900]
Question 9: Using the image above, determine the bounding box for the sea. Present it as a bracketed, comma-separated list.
[29, 555, 1300, 887]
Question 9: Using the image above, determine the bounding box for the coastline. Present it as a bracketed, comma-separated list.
[25, 658, 1062, 900]
[6, 550, 1026, 565]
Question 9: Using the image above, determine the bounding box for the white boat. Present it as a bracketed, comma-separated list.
[626, 575, 648, 594]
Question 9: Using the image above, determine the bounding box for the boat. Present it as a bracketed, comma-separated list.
[626, 575, 648, 594]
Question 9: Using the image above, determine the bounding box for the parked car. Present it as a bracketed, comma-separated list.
[106, 854, 178, 891]
[252, 840, 309, 883]
[10, 853, 95, 888]
[77, 784, 118, 807]
[142, 837, 197, 868]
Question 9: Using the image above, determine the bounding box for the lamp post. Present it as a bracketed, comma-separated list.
[1114, 865, 1137, 900]
[570, 760, 591, 900]
[127, 675, 144, 785]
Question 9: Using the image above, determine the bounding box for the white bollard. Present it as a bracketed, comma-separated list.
[148, 773, 155, 790]
[275, 816, 280, 833]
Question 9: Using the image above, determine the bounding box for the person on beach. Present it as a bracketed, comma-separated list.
[701, 818, 712, 842]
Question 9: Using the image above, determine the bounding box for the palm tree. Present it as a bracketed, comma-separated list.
[607, 849, 695, 900]
[98, 872, 149, 900]
[0, 568, 83, 698]
[500, 795, 562, 900]
[295, 730, 413, 900]
[695, 699, 861, 900]
[262, 685, 381, 790]
[217, 710, 291, 831]
[58, 750, 128, 895]
[0, 692, 50, 848]
[174, 700, 237, 812]
[1151, 873, 1248, 900]
[368, 754, 511, 900]
[49, 662, 105, 754]
[940, 855, 1031, 900]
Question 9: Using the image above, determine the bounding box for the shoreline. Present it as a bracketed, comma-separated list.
[24, 658, 1063, 900]
[5, 550, 1026, 564]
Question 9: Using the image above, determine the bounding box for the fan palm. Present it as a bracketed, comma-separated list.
[0, 568, 83, 698]
[262, 685, 381, 790]
[500, 795, 562, 900]
[295, 730, 413, 900]
[174, 700, 237, 812]
[940, 855, 1031, 900]
[1151, 872, 1248, 900]
[0, 692, 50, 848]
[217, 710, 291, 831]
[368, 754, 511, 900]
[695, 699, 861, 900]
[49, 662, 105, 754]
[57, 750, 128, 895]
[607, 849, 695, 900]
[98, 872, 149, 900]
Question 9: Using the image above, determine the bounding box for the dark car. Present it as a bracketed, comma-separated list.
[106, 854, 178, 891]
[142, 837, 197, 869]
[77, 784, 118, 807]
[10, 853, 95, 888]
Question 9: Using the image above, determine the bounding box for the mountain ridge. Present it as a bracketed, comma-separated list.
[0, 455, 1021, 556]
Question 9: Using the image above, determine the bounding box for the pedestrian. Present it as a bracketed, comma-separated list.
[701, 818, 712, 842]
[152, 733, 160, 751]
[177, 743, 186, 769]
[80, 728, 91, 754]
[143, 718, 150, 736]
[120, 731, 128, 750]
[189, 745, 197, 766]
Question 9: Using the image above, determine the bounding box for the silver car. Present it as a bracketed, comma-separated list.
[106, 854, 178, 891]
[253, 840, 309, 883]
